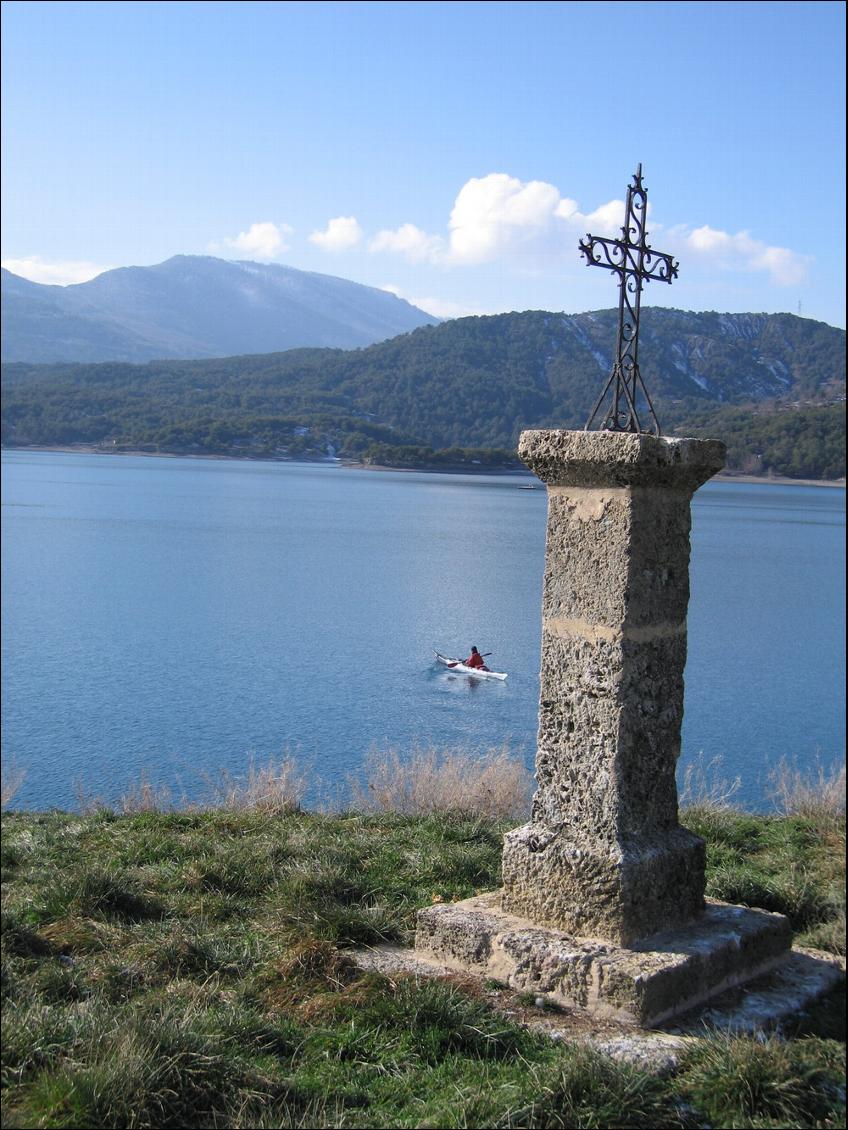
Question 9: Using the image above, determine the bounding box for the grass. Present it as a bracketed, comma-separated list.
[348, 744, 533, 820]
[678, 752, 845, 955]
[1, 750, 844, 1127]
[768, 756, 847, 832]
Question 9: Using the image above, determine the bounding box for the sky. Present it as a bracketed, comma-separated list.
[1, 0, 845, 327]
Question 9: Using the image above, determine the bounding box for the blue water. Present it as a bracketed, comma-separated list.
[2, 450, 845, 812]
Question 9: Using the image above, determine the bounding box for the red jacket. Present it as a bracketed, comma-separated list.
[465, 651, 485, 669]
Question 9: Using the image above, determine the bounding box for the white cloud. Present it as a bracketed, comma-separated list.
[680, 225, 809, 286]
[222, 221, 292, 259]
[366, 175, 633, 270]
[222, 178, 808, 295]
[309, 216, 363, 251]
[447, 174, 562, 264]
[369, 172, 810, 293]
[554, 197, 580, 221]
[2, 256, 112, 285]
[368, 176, 571, 268]
[369, 223, 444, 263]
[578, 199, 627, 237]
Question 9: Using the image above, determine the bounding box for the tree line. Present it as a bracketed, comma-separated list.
[1, 308, 844, 478]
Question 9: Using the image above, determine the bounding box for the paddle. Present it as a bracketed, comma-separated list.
[434, 649, 493, 669]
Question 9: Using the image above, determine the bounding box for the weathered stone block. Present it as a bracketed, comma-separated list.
[542, 487, 695, 628]
[533, 631, 688, 837]
[501, 825, 705, 943]
[416, 893, 792, 1027]
[518, 430, 726, 492]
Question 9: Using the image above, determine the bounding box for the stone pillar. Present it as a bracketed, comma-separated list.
[500, 430, 726, 944]
[415, 427, 800, 1026]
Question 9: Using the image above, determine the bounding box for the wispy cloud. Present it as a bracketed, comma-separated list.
[676, 224, 810, 286]
[369, 223, 445, 263]
[410, 295, 488, 319]
[219, 221, 293, 259]
[2, 256, 112, 285]
[309, 216, 363, 251]
[380, 284, 488, 320]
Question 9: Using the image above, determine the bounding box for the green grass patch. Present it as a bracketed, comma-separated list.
[678, 1034, 846, 1129]
[2, 806, 844, 1129]
[681, 807, 845, 948]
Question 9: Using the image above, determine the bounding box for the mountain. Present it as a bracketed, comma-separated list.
[0, 256, 437, 362]
[2, 308, 845, 479]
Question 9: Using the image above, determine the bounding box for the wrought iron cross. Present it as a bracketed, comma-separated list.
[579, 165, 678, 435]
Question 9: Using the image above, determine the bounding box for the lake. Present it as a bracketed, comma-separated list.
[2, 450, 845, 812]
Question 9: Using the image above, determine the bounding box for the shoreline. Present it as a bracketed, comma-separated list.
[3, 444, 845, 488]
[713, 472, 846, 488]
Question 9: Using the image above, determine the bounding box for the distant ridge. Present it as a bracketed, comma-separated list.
[0, 255, 437, 362]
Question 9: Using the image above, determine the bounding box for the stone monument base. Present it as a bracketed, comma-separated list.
[502, 824, 707, 944]
[415, 892, 793, 1028]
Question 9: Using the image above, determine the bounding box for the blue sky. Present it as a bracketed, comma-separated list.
[2, 0, 845, 326]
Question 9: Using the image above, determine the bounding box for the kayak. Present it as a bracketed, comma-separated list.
[434, 650, 508, 681]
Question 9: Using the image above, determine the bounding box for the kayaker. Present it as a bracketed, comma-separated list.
[464, 646, 488, 671]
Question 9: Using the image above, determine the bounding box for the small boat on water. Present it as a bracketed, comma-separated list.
[434, 650, 508, 680]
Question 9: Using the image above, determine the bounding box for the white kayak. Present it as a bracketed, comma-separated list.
[434, 650, 508, 680]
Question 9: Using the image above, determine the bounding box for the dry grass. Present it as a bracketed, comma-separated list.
[73, 779, 112, 815]
[119, 773, 175, 813]
[199, 755, 308, 814]
[679, 753, 742, 812]
[70, 756, 308, 816]
[767, 756, 846, 824]
[349, 744, 533, 820]
[1, 756, 26, 809]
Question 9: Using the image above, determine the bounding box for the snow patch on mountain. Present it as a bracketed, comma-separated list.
[718, 313, 761, 340]
[568, 317, 609, 371]
[671, 342, 711, 391]
[758, 357, 791, 385]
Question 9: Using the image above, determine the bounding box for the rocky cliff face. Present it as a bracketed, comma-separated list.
[565, 309, 841, 405]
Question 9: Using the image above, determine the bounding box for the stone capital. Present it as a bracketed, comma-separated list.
[518, 430, 726, 491]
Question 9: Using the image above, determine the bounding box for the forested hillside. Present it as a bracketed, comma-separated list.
[2, 308, 844, 479]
